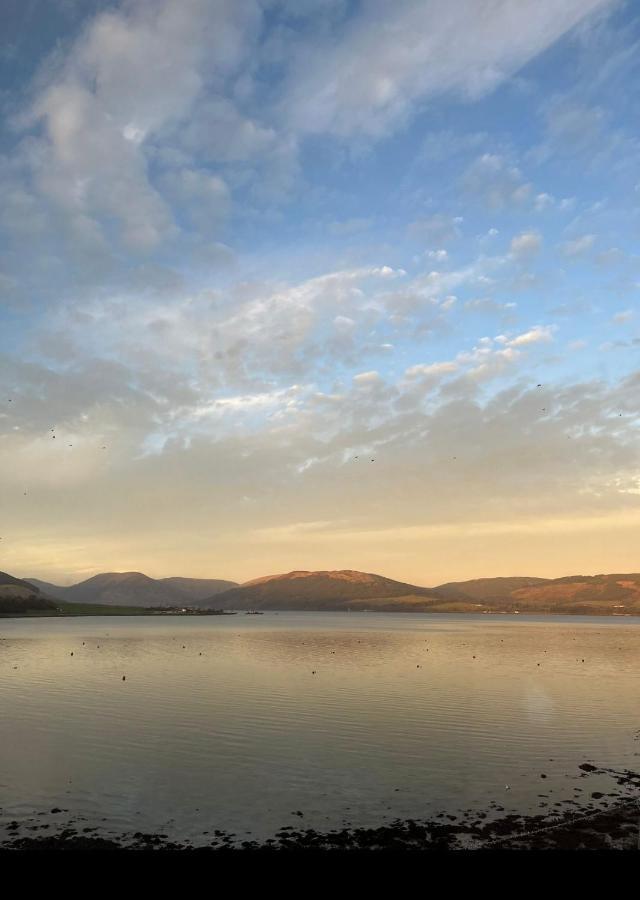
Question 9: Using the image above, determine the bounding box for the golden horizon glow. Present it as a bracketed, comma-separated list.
[6, 507, 640, 587]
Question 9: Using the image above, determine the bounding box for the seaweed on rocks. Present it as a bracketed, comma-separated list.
[2, 761, 638, 852]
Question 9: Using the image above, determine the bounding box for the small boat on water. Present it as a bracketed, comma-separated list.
[245, 610, 264, 615]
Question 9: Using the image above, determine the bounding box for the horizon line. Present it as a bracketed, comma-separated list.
[14, 566, 640, 590]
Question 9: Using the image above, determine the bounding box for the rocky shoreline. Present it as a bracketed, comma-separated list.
[2, 763, 638, 852]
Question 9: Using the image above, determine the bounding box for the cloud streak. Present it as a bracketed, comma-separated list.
[1, 0, 637, 584]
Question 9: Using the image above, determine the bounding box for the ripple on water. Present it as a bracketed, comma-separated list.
[1, 613, 639, 841]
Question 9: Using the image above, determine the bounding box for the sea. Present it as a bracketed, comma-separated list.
[1, 611, 639, 846]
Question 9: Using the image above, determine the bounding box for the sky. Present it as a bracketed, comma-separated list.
[0, 0, 639, 587]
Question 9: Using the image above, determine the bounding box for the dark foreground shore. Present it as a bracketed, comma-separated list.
[2, 764, 638, 851]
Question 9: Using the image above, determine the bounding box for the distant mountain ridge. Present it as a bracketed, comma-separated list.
[204, 570, 640, 615]
[158, 576, 238, 602]
[432, 573, 640, 615]
[435, 577, 550, 601]
[24, 572, 239, 608]
[24, 578, 69, 600]
[502, 573, 640, 614]
[15, 569, 640, 615]
[208, 569, 449, 611]
[0, 571, 57, 613]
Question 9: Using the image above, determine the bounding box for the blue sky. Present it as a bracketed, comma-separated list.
[0, 0, 639, 584]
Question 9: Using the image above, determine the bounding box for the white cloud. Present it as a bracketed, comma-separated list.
[2, 0, 640, 584]
[405, 361, 458, 378]
[281, 0, 614, 138]
[372, 265, 406, 279]
[420, 129, 488, 163]
[532, 98, 616, 167]
[160, 168, 231, 233]
[462, 153, 532, 209]
[560, 234, 596, 256]
[595, 247, 624, 266]
[464, 298, 517, 316]
[353, 371, 382, 385]
[505, 325, 555, 346]
[13, 0, 263, 253]
[179, 97, 280, 164]
[510, 230, 542, 257]
[408, 214, 461, 243]
[193, 385, 303, 419]
[38, 264, 411, 399]
[455, 341, 522, 380]
[534, 192, 555, 210]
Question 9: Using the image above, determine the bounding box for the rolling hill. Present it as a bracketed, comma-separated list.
[157, 576, 238, 602]
[14, 568, 640, 616]
[62, 572, 181, 607]
[0, 571, 57, 614]
[25, 572, 239, 608]
[205, 570, 640, 614]
[503, 573, 640, 615]
[434, 577, 551, 601]
[432, 574, 640, 615]
[206, 569, 455, 611]
[25, 578, 69, 600]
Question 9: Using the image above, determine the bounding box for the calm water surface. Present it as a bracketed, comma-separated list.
[1, 612, 639, 845]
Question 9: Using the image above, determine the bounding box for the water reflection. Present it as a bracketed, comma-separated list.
[0, 613, 639, 844]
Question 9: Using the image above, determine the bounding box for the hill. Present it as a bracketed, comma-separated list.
[0, 571, 57, 614]
[61, 572, 178, 607]
[505, 573, 640, 615]
[158, 577, 238, 602]
[207, 569, 451, 611]
[435, 577, 550, 601]
[432, 574, 640, 615]
[206, 570, 640, 614]
[24, 572, 239, 608]
[15, 569, 640, 616]
[25, 578, 69, 600]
